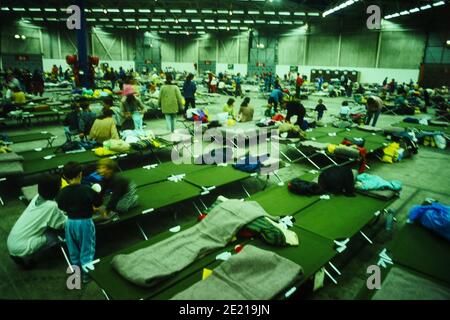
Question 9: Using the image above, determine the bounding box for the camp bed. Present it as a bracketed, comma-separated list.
[356, 223, 450, 299]
[293, 193, 395, 243]
[183, 164, 252, 193]
[391, 122, 450, 136]
[388, 223, 450, 285]
[7, 132, 57, 148]
[88, 220, 243, 300]
[119, 162, 210, 188]
[305, 126, 346, 139]
[247, 185, 320, 217]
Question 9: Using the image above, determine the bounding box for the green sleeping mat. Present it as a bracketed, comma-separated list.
[183, 165, 251, 189]
[8, 132, 55, 144]
[312, 133, 387, 154]
[20, 148, 58, 161]
[306, 126, 345, 139]
[389, 223, 450, 285]
[391, 122, 450, 135]
[337, 130, 374, 140]
[314, 135, 346, 145]
[247, 185, 320, 217]
[117, 180, 202, 222]
[156, 162, 212, 176]
[363, 135, 389, 153]
[294, 194, 392, 240]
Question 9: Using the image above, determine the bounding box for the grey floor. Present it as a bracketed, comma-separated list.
[0, 88, 449, 299]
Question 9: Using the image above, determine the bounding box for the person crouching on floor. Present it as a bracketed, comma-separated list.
[56, 162, 102, 282]
[96, 158, 139, 219]
[7, 174, 67, 269]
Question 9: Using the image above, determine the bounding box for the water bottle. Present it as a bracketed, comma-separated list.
[385, 209, 394, 231]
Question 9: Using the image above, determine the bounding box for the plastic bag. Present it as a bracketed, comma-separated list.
[408, 202, 450, 242]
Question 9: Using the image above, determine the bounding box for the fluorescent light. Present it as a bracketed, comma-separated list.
[283, 21, 293, 24]
[218, 10, 229, 14]
[150, 26, 158, 29]
[87, 18, 96, 22]
[154, 9, 166, 13]
[205, 19, 215, 23]
[391, 13, 400, 17]
[28, 8, 41, 12]
[91, 8, 103, 12]
[207, 26, 216, 29]
[255, 20, 265, 23]
[179, 18, 188, 22]
[186, 9, 198, 13]
[198, 31, 206, 34]
[12, 7, 26, 11]
[125, 18, 136, 22]
[230, 20, 240, 23]
[169, 31, 177, 34]
[308, 12, 320, 16]
[170, 9, 182, 13]
[248, 10, 260, 14]
[34, 17, 44, 21]
[294, 21, 304, 24]
[139, 18, 149, 22]
[196, 26, 204, 29]
[201, 9, 213, 13]
[218, 19, 228, 23]
[420, 5, 432, 10]
[244, 20, 253, 23]
[218, 26, 226, 30]
[264, 11, 276, 15]
[294, 12, 306, 16]
[14, 34, 20, 39]
[409, 8, 420, 13]
[47, 18, 57, 21]
[269, 21, 280, 24]
[112, 18, 122, 22]
[161, 26, 169, 29]
[1, 7, 10, 11]
[400, 10, 409, 15]
[109, 9, 120, 12]
[230, 26, 238, 30]
[191, 19, 201, 23]
[152, 18, 162, 22]
[279, 12, 291, 15]
[123, 9, 135, 13]
[233, 10, 244, 14]
[433, 1, 445, 6]
[447, 40, 450, 45]
[99, 18, 109, 21]
[138, 9, 150, 13]
[165, 18, 175, 22]
[173, 26, 182, 29]
[240, 26, 248, 30]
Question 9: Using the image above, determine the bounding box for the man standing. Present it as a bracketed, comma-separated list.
[295, 73, 303, 98]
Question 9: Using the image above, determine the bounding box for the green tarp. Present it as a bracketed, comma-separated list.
[294, 194, 391, 240]
[389, 223, 450, 285]
[392, 122, 450, 135]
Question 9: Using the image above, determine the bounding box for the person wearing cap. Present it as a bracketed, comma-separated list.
[121, 84, 146, 131]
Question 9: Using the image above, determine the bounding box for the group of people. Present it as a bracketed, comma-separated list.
[0, 69, 45, 102]
[222, 97, 255, 122]
[7, 159, 137, 282]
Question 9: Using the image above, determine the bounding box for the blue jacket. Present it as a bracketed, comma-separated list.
[269, 89, 283, 103]
[183, 80, 197, 98]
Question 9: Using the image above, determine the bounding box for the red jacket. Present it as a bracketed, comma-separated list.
[296, 76, 303, 87]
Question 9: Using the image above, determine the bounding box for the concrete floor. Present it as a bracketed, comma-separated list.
[0, 88, 448, 299]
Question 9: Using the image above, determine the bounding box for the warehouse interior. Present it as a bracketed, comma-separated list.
[0, 0, 449, 301]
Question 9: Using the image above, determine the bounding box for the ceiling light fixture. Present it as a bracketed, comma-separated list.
[323, 0, 359, 17]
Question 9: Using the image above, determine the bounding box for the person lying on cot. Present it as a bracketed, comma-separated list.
[318, 166, 356, 197]
[96, 158, 138, 218]
[7, 174, 67, 270]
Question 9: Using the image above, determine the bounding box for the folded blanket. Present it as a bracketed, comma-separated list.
[112, 200, 270, 287]
[373, 267, 450, 300]
[0, 152, 24, 163]
[171, 245, 303, 300]
[356, 173, 402, 191]
[356, 189, 398, 200]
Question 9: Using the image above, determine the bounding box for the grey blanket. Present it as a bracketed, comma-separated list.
[172, 245, 303, 300]
[373, 266, 450, 300]
[112, 200, 269, 287]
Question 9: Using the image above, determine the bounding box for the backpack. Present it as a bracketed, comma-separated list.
[56, 141, 82, 153]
